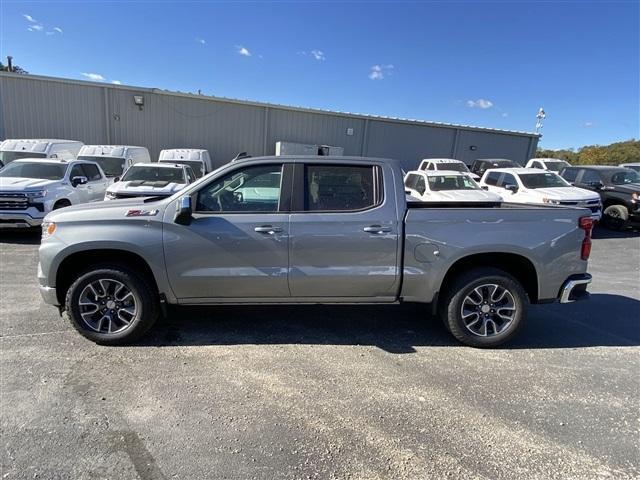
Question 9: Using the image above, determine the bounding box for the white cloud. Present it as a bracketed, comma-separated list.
[29, 24, 44, 32]
[466, 98, 494, 109]
[46, 31, 55, 35]
[196, 38, 206, 45]
[368, 64, 394, 80]
[53, 27, 63, 34]
[583, 121, 594, 128]
[501, 112, 509, 118]
[81, 72, 105, 81]
[23, 14, 37, 23]
[310, 50, 326, 61]
[111, 80, 122, 85]
[236, 45, 251, 57]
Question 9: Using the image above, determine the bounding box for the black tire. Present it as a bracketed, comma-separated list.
[64, 264, 159, 345]
[440, 267, 528, 348]
[53, 199, 71, 210]
[603, 204, 628, 231]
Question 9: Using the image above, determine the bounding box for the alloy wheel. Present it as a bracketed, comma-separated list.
[78, 279, 137, 334]
[460, 283, 517, 337]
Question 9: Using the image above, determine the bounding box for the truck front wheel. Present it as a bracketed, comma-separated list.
[441, 268, 527, 348]
[65, 265, 159, 345]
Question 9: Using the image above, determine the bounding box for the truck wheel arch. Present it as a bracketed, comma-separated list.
[438, 253, 539, 307]
[55, 249, 159, 306]
[53, 199, 72, 210]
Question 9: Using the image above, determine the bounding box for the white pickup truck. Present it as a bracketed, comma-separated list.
[404, 170, 502, 203]
[0, 159, 108, 228]
[104, 163, 196, 200]
[480, 168, 602, 221]
[525, 158, 571, 172]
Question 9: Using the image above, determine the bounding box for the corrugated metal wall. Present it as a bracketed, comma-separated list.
[0, 73, 538, 171]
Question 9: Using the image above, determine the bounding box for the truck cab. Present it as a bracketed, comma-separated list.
[0, 139, 84, 167]
[77, 145, 151, 181]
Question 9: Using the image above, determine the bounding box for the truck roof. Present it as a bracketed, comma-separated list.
[0, 139, 83, 152]
[79, 145, 146, 157]
[484, 167, 547, 175]
[232, 155, 402, 166]
[131, 162, 183, 169]
[420, 158, 463, 164]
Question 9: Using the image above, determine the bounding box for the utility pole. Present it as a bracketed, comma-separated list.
[535, 107, 546, 134]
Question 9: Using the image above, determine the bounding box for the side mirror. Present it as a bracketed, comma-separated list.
[405, 190, 411, 195]
[113, 176, 120, 182]
[71, 176, 88, 187]
[481, 185, 489, 191]
[174, 196, 192, 225]
[505, 184, 518, 193]
[595, 181, 605, 190]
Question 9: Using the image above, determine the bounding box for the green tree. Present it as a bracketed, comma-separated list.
[537, 139, 639, 166]
[0, 62, 28, 74]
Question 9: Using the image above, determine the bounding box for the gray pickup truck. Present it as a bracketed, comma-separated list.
[38, 156, 593, 347]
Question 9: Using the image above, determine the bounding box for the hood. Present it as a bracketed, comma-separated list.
[428, 189, 503, 202]
[45, 197, 170, 223]
[609, 183, 640, 195]
[528, 186, 600, 201]
[0, 177, 59, 191]
[107, 180, 186, 196]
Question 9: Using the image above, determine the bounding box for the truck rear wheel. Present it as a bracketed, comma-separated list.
[64, 265, 159, 345]
[441, 268, 527, 348]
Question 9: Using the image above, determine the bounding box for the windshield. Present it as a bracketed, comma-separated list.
[438, 162, 469, 173]
[610, 170, 640, 185]
[545, 160, 570, 172]
[428, 175, 481, 191]
[519, 172, 569, 189]
[160, 160, 205, 177]
[78, 156, 125, 176]
[122, 166, 185, 183]
[0, 151, 47, 165]
[0, 162, 67, 180]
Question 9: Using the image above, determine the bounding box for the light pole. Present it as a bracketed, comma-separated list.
[535, 107, 546, 134]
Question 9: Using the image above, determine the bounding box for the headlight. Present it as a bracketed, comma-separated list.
[25, 190, 47, 200]
[41, 221, 56, 239]
[542, 197, 561, 205]
[105, 191, 117, 200]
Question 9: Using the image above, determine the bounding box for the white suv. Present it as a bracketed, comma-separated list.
[480, 168, 602, 221]
[0, 159, 108, 228]
[404, 170, 502, 203]
[525, 158, 571, 172]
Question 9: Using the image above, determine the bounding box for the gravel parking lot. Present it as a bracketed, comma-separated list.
[1, 228, 639, 480]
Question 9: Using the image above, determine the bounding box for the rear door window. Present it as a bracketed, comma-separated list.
[580, 170, 601, 184]
[304, 164, 380, 212]
[415, 175, 426, 195]
[562, 168, 578, 182]
[484, 171, 501, 186]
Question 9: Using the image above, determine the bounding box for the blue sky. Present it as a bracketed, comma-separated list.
[1, 0, 638, 149]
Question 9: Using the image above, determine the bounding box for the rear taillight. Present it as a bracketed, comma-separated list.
[579, 216, 593, 260]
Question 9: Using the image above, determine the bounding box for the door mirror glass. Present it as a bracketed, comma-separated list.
[505, 184, 518, 193]
[174, 196, 193, 225]
[71, 176, 88, 187]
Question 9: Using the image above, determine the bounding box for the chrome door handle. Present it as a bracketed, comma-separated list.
[254, 225, 283, 234]
[363, 225, 392, 234]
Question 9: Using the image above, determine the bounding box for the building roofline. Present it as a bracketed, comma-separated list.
[0, 72, 541, 138]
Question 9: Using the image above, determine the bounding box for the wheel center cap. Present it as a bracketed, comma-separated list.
[106, 300, 116, 309]
[481, 305, 491, 313]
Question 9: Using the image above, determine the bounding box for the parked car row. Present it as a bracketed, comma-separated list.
[0, 139, 213, 229]
[404, 156, 639, 230]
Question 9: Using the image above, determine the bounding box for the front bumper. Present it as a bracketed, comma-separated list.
[39, 285, 59, 305]
[559, 273, 592, 303]
[0, 210, 44, 228]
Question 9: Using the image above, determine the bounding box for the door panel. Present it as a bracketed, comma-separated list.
[163, 213, 289, 299]
[163, 162, 291, 300]
[288, 163, 400, 298]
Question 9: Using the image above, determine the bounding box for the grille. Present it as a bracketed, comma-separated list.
[0, 192, 29, 210]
